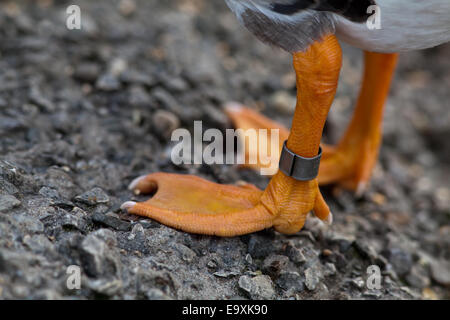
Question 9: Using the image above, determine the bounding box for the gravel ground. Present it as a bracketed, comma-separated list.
[0, 0, 449, 300]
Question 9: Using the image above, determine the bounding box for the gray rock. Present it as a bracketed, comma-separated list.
[323, 263, 337, 277]
[152, 110, 180, 139]
[354, 240, 379, 264]
[79, 229, 122, 278]
[405, 264, 430, 289]
[383, 248, 413, 277]
[145, 288, 173, 300]
[91, 212, 131, 231]
[73, 63, 101, 82]
[61, 212, 86, 231]
[13, 214, 44, 233]
[213, 270, 240, 278]
[304, 267, 322, 291]
[29, 86, 55, 112]
[0, 194, 21, 212]
[247, 234, 277, 259]
[276, 271, 304, 292]
[96, 73, 120, 91]
[430, 260, 450, 287]
[172, 243, 197, 263]
[75, 188, 110, 206]
[285, 242, 306, 264]
[238, 275, 275, 300]
[136, 268, 176, 298]
[87, 278, 123, 296]
[328, 232, 356, 252]
[262, 254, 289, 278]
[350, 277, 365, 289]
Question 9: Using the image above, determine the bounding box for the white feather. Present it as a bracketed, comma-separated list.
[226, 0, 450, 52]
[336, 0, 450, 52]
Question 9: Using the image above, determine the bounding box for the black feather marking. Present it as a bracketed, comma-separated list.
[271, 0, 315, 15]
[271, 0, 377, 23]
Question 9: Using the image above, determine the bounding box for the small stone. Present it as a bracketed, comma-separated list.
[213, 271, 240, 278]
[96, 73, 120, 91]
[430, 260, 450, 287]
[405, 265, 430, 289]
[87, 278, 123, 296]
[328, 232, 355, 252]
[173, 243, 196, 263]
[145, 288, 172, 300]
[285, 242, 306, 264]
[323, 263, 337, 277]
[136, 269, 175, 298]
[152, 110, 180, 139]
[13, 214, 44, 233]
[75, 187, 110, 206]
[276, 271, 304, 292]
[29, 87, 54, 111]
[91, 212, 131, 231]
[80, 229, 121, 278]
[304, 267, 321, 291]
[248, 234, 276, 259]
[354, 240, 379, 263]
[383, 248, 413, 277]
[0, 194, 21, 212]
[118, 0, 136, 17]
[262, 254, 289, 277]
[238, 275, 275, 300]
[350, 277, 365, 289]
[38, 186, 60, 200]
[61, 212, 85, 231]
[73, 63, 100, 82]
[128, 223, 145, 241]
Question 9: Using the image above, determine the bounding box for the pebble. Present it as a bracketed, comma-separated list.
[262, 254, 289, 278]
[285, 242, 306, 264]
[118, 0, 136, 17]
[91, 212, 131, 231]
[304, 267, 321, 291]
[79, 229, 122, 278]
[430, 260, 450, 287]
[383, 248, 413, 277]
[96, 73, 121, 91]
[75, 188, 110, 206]
[0, 194, 21, 212]
[323, 263, 337, 277]
[152, 110, 180, 139]
[405, 265, 430, 289]
[173, 243, 197, 263]
[276, 271, 304, 292]
[73, 63, 101, 82]
[238, 275, 275, 300]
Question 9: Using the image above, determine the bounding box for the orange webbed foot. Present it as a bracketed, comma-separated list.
[121, 172, 332, 237]
[121, 172, 275, 237]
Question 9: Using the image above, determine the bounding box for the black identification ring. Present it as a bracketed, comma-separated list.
[278, 141, 322, 181]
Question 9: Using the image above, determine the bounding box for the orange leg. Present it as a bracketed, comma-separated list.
[319, 52, 398, 193]
[227, 51, 398, 194]
[122, 35, 341, 236]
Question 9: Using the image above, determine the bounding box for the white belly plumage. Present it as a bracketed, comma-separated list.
[335, 0, 450, 52]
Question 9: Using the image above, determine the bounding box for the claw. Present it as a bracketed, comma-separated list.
[324, 212, 333, 225]
[120, 201, 137, 211]
[355, 182, 367, 198]
[128, 175, 147, 192]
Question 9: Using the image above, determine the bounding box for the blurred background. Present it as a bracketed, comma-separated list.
[0, 0, 448, 300]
